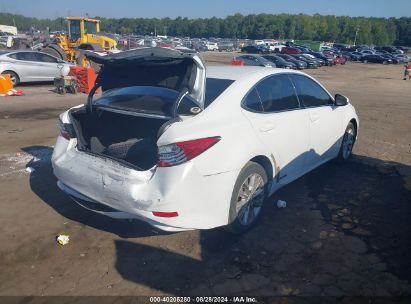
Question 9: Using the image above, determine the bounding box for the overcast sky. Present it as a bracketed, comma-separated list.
[1, 0, 410, 19]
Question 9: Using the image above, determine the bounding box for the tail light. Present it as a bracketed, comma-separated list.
[158, 136, 221, 167]
[59, 119, 71, 140]
[152, 211, 179, 218]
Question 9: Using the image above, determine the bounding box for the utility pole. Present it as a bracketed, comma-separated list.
[354, 27, 360, 46]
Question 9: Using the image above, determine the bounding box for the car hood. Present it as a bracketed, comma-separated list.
[86, 47, 206, 109]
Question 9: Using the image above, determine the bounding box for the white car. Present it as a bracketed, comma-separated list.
[206, 42, 218, 51]
[52, 48, 359, 233]
[265, 42, 286, 53]
[0, 50, 72, 86]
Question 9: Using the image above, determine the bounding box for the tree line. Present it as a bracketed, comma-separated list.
[1, 12, 410, 45]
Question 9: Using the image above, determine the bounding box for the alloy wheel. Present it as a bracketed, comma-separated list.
[235, 173, 265, 226]
[342, 128, 355, 159]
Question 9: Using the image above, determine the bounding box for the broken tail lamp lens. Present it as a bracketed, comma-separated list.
[59, 119, 71, 140]
[157, 136, 221, 167]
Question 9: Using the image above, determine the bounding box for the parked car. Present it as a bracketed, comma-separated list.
[306, 52, 333, 66]
[261, 55, 296, 69]
[301, 54, 325, 66]
[347, 51, 364, 61]
[277, 53, 307, 69]
[375, 46, 403, 55]
[378, 53, 399, 64]
[281, 47, 302, 55]
[241, 44, 270, 54]
[52, 48, 358, 233]
[265, 42, 286, 53]
[361, 54, 392, 64]
[234, 55, 274, 67]
[394, 54, 410, 63]
[206, 42, 218, 51]
[218, 42, 235, 52]
[359, 50, 376, 56]
[0, 50, 72, 86]
[291, 54, 319, 69]
[333, 55, 347, 65]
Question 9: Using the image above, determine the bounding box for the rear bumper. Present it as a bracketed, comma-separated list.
[57, 181, 193, 232]
[52, 138, 239, 231]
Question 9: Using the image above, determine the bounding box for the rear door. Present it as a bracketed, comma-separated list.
[289, 74, 343, 170]
[241, 74, 310, 184]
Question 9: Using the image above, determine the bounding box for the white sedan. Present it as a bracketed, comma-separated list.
[52, 48, 358, 233]
[0, 50, 72, 86]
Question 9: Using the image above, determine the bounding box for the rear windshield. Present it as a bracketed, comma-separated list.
[205, 78, 234, 107]
[95, 86, 200, 117]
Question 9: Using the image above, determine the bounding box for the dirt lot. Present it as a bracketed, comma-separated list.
[0, 52, 411, 297]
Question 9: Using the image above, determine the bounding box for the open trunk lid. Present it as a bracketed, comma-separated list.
[86, 47, 206, 109]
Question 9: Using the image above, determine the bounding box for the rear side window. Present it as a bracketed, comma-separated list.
[290, 74, 333, 108]
[204, 78, 234, 107]
[256, 75, 300, 112]
[243, 88, 263, 112]
[7, 53, 17, 59]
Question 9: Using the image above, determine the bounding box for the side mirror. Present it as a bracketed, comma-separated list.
[335, 94, 349, 106]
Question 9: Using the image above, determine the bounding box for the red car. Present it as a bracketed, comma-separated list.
[333, 55, 347, 65]
[281, 47, 302, 55]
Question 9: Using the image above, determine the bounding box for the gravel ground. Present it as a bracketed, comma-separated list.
[0, 52, 410, 297]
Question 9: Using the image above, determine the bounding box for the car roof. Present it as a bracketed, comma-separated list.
[206, 66, 303, 81]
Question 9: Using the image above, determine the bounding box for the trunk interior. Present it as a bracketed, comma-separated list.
[71, 108, 169, 170]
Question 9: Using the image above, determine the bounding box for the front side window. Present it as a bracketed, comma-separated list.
[243, 74, 300, 113]
[36, 53, 58, 63]
[255, 74, 300, 112]
[290, 74, 333, 108]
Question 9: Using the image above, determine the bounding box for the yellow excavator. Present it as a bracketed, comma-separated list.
[41, 16, 117, 67]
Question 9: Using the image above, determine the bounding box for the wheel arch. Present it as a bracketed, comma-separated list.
[249, 155, 274, 183]
[1, 70, 20, 83]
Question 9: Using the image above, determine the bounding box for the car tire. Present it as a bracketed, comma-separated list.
[1, 71, 19, 86]
[337, 122, 356, 162]
[226, 162, 268, 234]
[382, 61, 387, 65]
[363, 60, 368, 63]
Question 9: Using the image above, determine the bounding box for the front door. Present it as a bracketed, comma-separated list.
[289, 74, 343, 169]
[241, 74, 310, 184]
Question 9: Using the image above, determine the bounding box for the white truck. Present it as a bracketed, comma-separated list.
[0, 25, 18, 35]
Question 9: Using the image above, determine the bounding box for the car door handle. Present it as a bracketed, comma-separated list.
[57, 64, 64, 69]
[259, 123, 276, 132]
